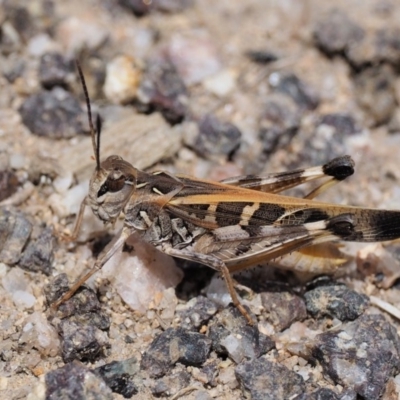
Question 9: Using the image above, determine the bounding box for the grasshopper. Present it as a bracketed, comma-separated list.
[53, 64, 400, 325]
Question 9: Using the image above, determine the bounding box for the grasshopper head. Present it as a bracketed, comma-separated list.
[87, 155, 137, 224]
[75, 62, 137, 225]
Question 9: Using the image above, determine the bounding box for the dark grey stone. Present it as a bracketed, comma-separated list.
[193, 114, 242, 158]
[260, 290, 307, 331]
[19, 87, 85, 138]
[0, 207, 32, 265]
[269, 73, 319, 110]
[178, 296, 218, 331]
[235, 358, 305, 400]
[313, 9, 364, 56]
[208, 305, 274, 363]
[45, 361, 113, 400]
[150, 370, 191, 397]
[319, 114, 359, 136]
[354, 65, 397, 125]
[259, 95, 301, 156]
[140, 327, 211, 378]
[39, 52, 74, 89]
[312, 314, 400, 399]
[305, 284, 369, 321]
[19, 226, 55, 275]
[137, 60, 188, 124]
[119, 0, 193, 16]
[308, 388, 340, 400]
[59, 319, 110, 363]
[93, 357, 139, 398]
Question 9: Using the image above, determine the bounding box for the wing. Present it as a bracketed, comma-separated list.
[192, 221, 338, 272]
[272, 243, 350, 274]
[166, 179, 400, 243]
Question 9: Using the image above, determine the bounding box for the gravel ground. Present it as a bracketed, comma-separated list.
[2, 0, 400, 399]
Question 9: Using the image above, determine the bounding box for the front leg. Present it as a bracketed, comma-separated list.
[51, 226, 133, 309]
[161, 244, 255, 325]
[58, 197, 88, 242]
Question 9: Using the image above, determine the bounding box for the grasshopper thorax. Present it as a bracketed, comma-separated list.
[87, 155, 137, 224]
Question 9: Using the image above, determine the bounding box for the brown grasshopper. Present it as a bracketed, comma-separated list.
[53, 64, 400, 325]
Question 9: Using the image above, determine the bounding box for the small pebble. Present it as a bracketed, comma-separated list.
[0, 20, 23, 55]
[45, 280, 110, 330]
[55, 16, 108, 55]
[44, 274, 111, 362]
[137, 60, 188, 124]
[193, 390, 213, 400]
[200, 363, 218, 387]
[6, 4, 37, 43]
[19, 312, 60, 357]
[319, 113, 359, 136]
[0, 208, 32, 265]
[2, 266, 33, 297]
[104, 55, 142, 104]
[294, 113, 360, 166]
[59, 319, 110, 363]
[19, 87, 85, 138]
[178, 296, 218, 331]
[52, 171, 74, 194]
[246, 50, 278, 64]
[93, 357, 139, 398]
[27, 33, 60, 57]
[45, 362, 113, 400]
[52, 181, 88, 217]
[118, 0, 152, 16]
[9, 154, 26, 170]
[205, 274, 235, 308]
[119, 0, 193, 16]
[203, 69, 236, 97]
[313, 9, 364, 56]
[312, 314, 400, 399]
[19, 226, 55, 275]
[208, 305, 274, 364]
[150, 370, 191, 397]
[308, 388, 340, 399]
[372, 27, 400, 66]
[167, 35, 222, 85]
[12, 290, 36, 309]
[354, 65, 397, 125]
[38, 52, 74, 89]
[191, 114, 242, 159]
[141, 327, 211, 378]
[269, 72, 319, 110]
[43, 273, 71, 305]
[357, 243, 400, 289]
[235, 358, 305, 400]
[155, 287, 178, 322]
[259, 94, 301, 155]
[260, 290, 307, 331]
[304, 282, 369, 321]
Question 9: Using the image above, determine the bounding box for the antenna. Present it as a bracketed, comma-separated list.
[75, 60, 101, 171]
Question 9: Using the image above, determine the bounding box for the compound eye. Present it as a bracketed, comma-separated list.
[97, 176, 125, 197]
[107, 176, 125, 192]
